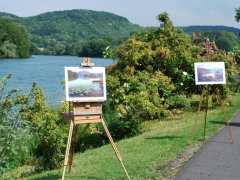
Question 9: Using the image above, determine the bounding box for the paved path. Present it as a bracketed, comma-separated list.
[174, 112, 240, 180]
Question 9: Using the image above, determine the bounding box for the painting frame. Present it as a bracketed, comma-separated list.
[65, 67, 107, 102]
[194, 62, 226, 85]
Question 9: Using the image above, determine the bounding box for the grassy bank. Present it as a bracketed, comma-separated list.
[4, 94, 240, 180]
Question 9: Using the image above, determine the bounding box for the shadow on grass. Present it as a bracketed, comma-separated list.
[31, 174, 60, 180]
[66, 176, 103, 180]
[145, 135, 183, 140]
[32, 175, 103, 180]
[209, 120, 240, 127]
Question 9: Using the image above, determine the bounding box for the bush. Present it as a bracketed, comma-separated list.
[0, 75, 33, 175]
[167, 95, 191, 110]
[105, 69, 175, 138]
[20, 83, 67, 171]
[103, 102, 141, 139]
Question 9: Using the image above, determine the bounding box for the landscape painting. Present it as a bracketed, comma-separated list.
[65, 67, 106, 102]
[194, 62, 226, 85]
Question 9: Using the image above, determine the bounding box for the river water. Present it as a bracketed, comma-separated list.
[0, 55, 114, 106]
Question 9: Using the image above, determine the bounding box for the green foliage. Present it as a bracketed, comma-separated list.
[0, 75, 33, 174]
[20, 83, 67, 171]
[116, 12, 196, 94]
[106, 12, 238, 137]
[0, 76, 68, 174]
[0, 18, 31, 58]
[106, 68, 175, 137]
[232, 47, 240, 64]
[201, 32, 240, 51]
[78, 38, 110, 57]
[182, 26, 240, 38]
[166, 95, 191, 110]
[103, 46, 114, 59]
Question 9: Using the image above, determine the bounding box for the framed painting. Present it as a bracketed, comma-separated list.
[65, 67, 106, 102]
[194, 62, 226, 85]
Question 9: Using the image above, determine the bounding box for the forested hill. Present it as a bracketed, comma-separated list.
[0, 9, 141, 56]
[182, 25, 240, 37]
[1, 10, 239, 56]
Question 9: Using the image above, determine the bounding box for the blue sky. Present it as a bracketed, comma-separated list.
[0, 0, 239, 28]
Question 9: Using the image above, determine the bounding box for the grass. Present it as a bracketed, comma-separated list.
[4, 94, 240, 180]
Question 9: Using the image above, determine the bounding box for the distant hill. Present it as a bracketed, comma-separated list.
[1, 10, 240, 56]
[181, 25, 240, 38]
[0, 12, 19, 19]
[0, 10, 141, 56]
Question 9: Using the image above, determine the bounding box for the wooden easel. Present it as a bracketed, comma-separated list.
[62, 58, 131, 180]
[193, 86, 234, 143]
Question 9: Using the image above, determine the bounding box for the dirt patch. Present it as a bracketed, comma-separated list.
[153, 142, 202, 180]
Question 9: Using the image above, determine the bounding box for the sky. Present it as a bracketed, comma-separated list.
[0, 0, 239, 28]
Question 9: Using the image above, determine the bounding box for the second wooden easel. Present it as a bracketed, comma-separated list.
[62, 58, 131, 180]
[193, 85, 234, 143]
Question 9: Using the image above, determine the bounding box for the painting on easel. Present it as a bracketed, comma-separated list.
[65, 67, 106, 102]
[194, 62, 226, 85]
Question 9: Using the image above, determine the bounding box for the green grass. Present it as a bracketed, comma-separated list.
[4, 94, 240, 180]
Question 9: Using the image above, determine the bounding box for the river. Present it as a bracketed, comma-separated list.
[0, 55, 114, 106]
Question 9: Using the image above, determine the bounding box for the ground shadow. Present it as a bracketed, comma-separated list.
[145, 135, 183, 140]
[31, 175, 60, 180]
[33, 175, 103, 180]
[65, 176, 104, 180]
[210, 120, 240, 127]
[209, 140, 233, 144]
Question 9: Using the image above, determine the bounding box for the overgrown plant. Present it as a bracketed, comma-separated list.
[0, 75, 33, 175]
[20, 83, 67, 171]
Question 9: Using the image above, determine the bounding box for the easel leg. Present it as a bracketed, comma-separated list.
[198, 89, 205, 113]
[68, 125, 78, 173]
[101, 118, 131, 180]
[203, 86, 209, 140]
[192, 90, 205, 135]
[62, 120, 74, 180]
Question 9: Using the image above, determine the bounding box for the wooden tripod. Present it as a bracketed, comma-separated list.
[192, 86, 234, 143]
[61, 102, 131, 180]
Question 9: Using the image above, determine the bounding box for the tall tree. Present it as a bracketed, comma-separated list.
[235, 7, 240, 22]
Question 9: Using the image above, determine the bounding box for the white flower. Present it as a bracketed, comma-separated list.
[183, 71, 188, 76]
[123, 83, 129, 88]
[180, 82, 184, 86]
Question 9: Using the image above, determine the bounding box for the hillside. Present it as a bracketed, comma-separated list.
[181, 25, 240, 38]
[0, 10, 141, 56]
[1, 10, 240, 56]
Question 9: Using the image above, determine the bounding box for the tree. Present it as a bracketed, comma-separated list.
[0, 41, 17, 58]
[201, 32, 240, 51]
[78, 39, 110, 57]
[0, 18, 31, 58]
[235, 7, 240, 22]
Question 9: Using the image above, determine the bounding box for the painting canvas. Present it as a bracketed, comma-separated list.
[194, 62, 226, 85]
[65, 67, 106, 102]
